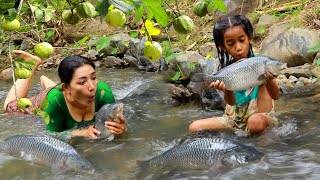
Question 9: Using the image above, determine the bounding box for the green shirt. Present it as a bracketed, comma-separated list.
[44, 81, 115, 132]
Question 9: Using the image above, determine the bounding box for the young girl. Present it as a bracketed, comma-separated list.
[189, 15, 280, 136]
[4, 50, 126, 140]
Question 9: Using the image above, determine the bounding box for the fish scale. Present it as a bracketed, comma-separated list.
[140, 137, 264, 171]
[0, 134, 95, 174]
[189, 56, 287, 92]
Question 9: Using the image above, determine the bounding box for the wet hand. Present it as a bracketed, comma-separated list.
[264, 72, 276, 84]
[209, 80, 226, 92]
[83, 125, 100, 139]
[105, 114, 126, 137]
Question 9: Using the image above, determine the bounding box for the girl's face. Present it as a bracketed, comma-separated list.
[221, 25, 251, 61]
[65, 64, 98, 106]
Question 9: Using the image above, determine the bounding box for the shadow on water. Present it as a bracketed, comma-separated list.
[0, 67, 319, 179]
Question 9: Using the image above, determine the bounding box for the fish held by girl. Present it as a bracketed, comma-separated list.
[188, 56, 287, 93]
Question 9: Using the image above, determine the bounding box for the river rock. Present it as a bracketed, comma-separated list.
[198, 43, 217, 58]
[280, 63, 315, 78]
[0, 68, 12, 80]
[257, 14, 279, 28]
[261, 28, 320, 67]
[215, 0, 259, 19]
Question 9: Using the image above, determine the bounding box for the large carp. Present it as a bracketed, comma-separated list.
[138, 137, 264, 176]
[0, 134, 95, 174]
[188, 56, 287, 92]
[94, 103, 124, 140]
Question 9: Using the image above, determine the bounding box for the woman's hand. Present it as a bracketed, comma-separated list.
[12, 50, 42, 66]
[72, 125, 101, 139]
[209, 80, 226, 92]
[105, 114, 126, 137]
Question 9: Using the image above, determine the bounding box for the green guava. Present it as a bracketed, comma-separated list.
[17, 98, 32, 110]
[105, 9, 126, 27]
[62, 9, 80, 25]
[144, 41, 162, 62]
[14, 68, 32, 79]
[192, 1, 208, 17]
[173, 15, 194, 34]
[1, 19, 20, 31]
[33, 42, 54, 59]
[76, 2, 96, 18]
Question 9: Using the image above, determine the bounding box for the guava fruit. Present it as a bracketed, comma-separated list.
[14, 68, 32, 79]
[144, 41, 162, 62]
[1, 19, 20, 31]
[17, 98, 32, 110]
[33, 42, 54, 59]
[192, 1, 208, 17]
[62, 9, 80, 25]
[173, 15, 194, 34]
[105, 9, 126, 27]
[76, 2, 96, 18]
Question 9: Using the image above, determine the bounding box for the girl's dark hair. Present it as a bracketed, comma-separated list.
[58, 55, 95, 84]
[213, 14, 254, 69]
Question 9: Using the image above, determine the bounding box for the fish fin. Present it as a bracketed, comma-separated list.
[245, 87, 254, 96]
[208, 166, 230, 179]
[51, 165, 67, 174]
[258, 74, 265, 81]
[188, 73, 209, 93]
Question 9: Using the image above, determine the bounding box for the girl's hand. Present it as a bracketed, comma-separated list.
[105, 114, 126, 137]
[264, 72, 276, 84]
[209, 80, 226, 92]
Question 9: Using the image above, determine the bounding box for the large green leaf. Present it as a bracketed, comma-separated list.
[308, 44, 320, 53]
[134, 5, 144, 23]
[96, 35, 116, 52]
[149, 6, 168, 27]
[96, 0, 110, 22]
[109, 0, 134, 12]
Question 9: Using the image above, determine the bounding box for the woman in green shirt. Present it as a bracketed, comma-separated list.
[4, 50, 126, 140]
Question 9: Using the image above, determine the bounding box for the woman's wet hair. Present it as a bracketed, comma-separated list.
[213, 14, 254, 68]
[58, 55, 95, 85]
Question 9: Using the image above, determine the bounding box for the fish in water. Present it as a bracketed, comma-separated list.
[188, 56, 287, 93]
[0, 134, 95, 174]
[138, 137, 264, 177]
[94, 103, 124, 140]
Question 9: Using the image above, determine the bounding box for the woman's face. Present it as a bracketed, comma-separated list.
[221, 25, 251, 61]
[66, 64, 98, 106]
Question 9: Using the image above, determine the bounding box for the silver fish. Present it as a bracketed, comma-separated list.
[94, 103, 124, 140]
[138, 137, 264, 172]
[188, 56, 287, 92]
[0, 134, 95, 174]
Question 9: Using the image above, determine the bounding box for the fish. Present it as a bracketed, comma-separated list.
[94, 103, 124, 140]
[0, 134, 95, 174]
[188, 56, 287, 93]
[138, 137, 264, 177]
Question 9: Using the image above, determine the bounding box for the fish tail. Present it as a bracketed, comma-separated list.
[188, 73, 209, 93]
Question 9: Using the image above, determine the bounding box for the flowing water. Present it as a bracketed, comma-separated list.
[0, 67, 319, 179]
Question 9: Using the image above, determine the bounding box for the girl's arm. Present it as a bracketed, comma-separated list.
[209, 80, 235, 105]
[265, 73, 280, 100]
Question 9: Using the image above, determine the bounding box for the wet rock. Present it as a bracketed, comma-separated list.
[281, 81, 320, 97]
[198, 43, 217, 57]
[261, 28, 320, 67]
[168, 84, 192, 102]
[0, 68, 12, 80]
[280, 63, 315, 78]
[101, 56, 129, 68]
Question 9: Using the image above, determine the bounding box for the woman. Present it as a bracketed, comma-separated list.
[4, 50, 126, 140]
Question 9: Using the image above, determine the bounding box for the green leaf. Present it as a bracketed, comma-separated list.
[78, 36, 89, 45]
[171, 71, 181, 81]
[96, 35, 116, 52]
[188, 62, 196, 70]
[130, 31, 138, 38]
[317, 58, 320, 66]
[48, 0, 65, 10]
[96, 0, 110, 22]
[43, 6, 55, 22]
[134, 5, 144, 23]
[308, 44, 320, 53]
[109, 0, 134, 12]
[111, 47, 119, 54]
[146, 7, 154, 20]
[165, 52, 185, 64]
[7, 8, 17, 21]
[149, 6, 168, 27]
[44, 30, 55, 41]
